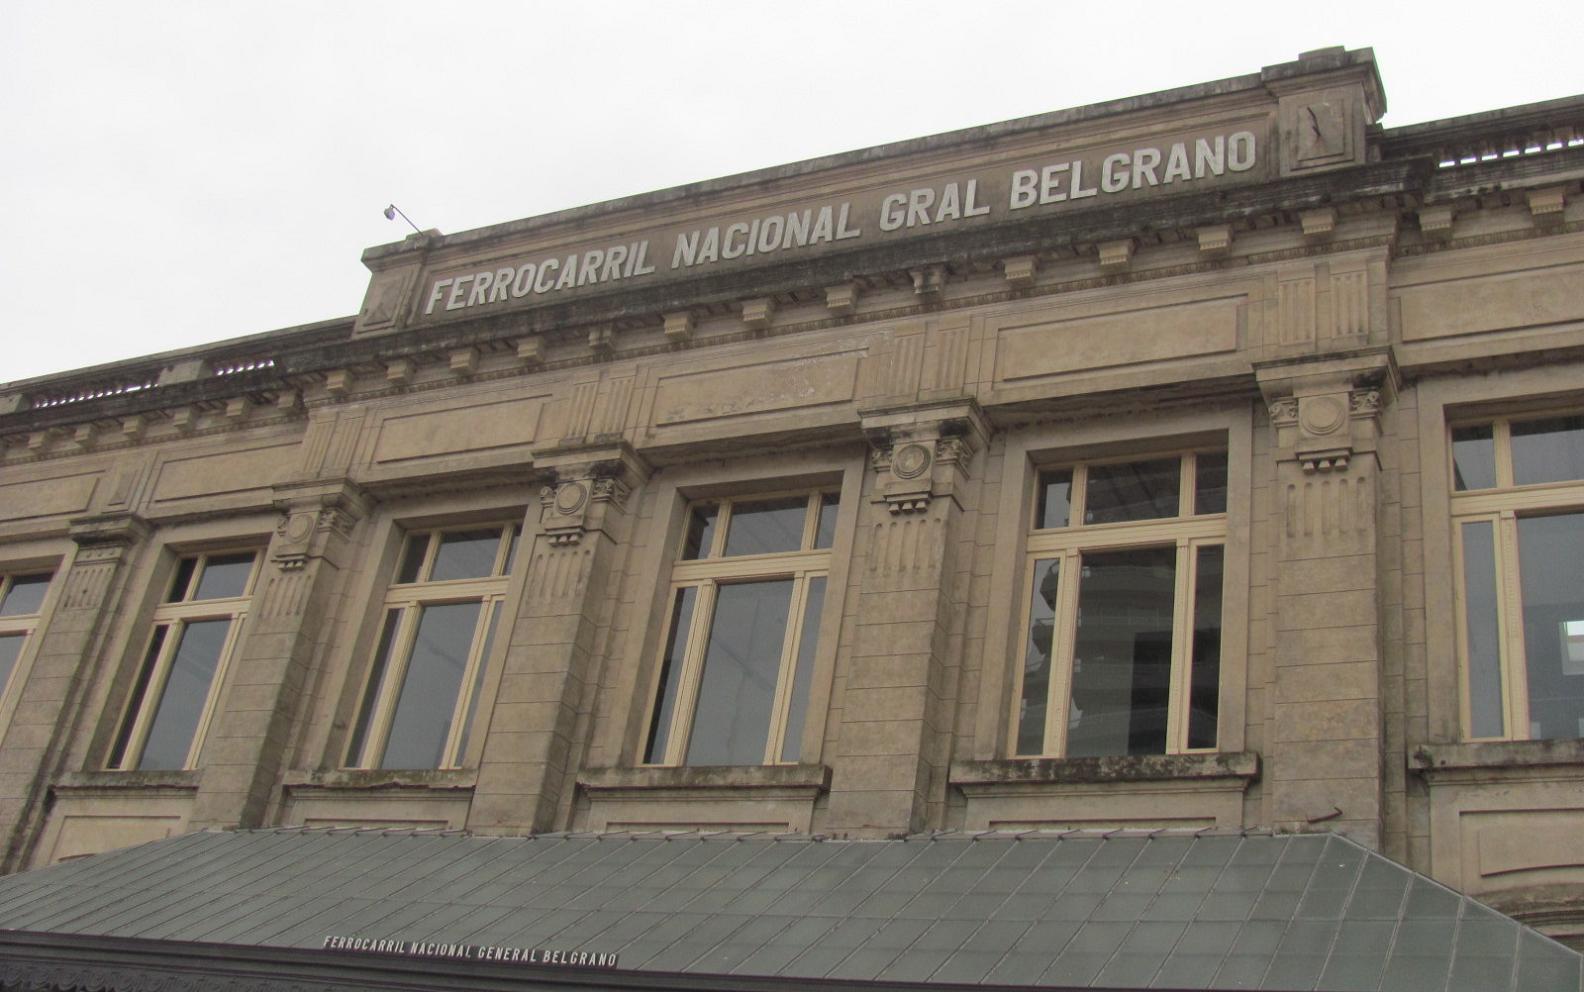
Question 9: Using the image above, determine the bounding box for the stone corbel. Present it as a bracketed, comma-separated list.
[533, 442, 648, 545]
[862, 401, 988, 515]
[68, 511, 150, 566]
[269, 480, 372, 571]
[1257, 351, 1397, 473]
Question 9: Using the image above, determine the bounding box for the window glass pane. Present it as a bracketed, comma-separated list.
[347, 610, 403, 765]
[814, 494, 839, 550]
[396, 535, 429, 584]
[1016, 559, 1060, 755]
[379, 602, 480, 769]
[681, 505, 719, 561]
[502, 524, 522, 576]
[1036, 470, 1073, 529]
[1461, 522, 1505, 738]
[192, 553, 254, 600]
[1515, 513, 1584, 740]
[1194, 452, 1228, 515]
[645, 587, 697, 763]
[110, 626, 167, 768]
[780, 576, 827, 763]
[0, 634, 24, 694]
[1511, 415, 1584, 486]
[453, 602, 501, 764]
[1066, 547, 1176, 757]
[1451, 425, 1497, 491]
[429, 530, 501, 582]
[723, 498, 807, 557]
[0, 573, 51, 616]
[1187, 547, 1224, 749]
[166, 558, 198, 603]
[685, 579, 792, 765]
[138, 619, 231, 770]
[1084, 458, 1180, 525]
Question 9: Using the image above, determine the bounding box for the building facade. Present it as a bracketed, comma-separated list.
[1, 44, 1582, 959]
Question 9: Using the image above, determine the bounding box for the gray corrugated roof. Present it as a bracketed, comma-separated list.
[0, 828, 1577, 991]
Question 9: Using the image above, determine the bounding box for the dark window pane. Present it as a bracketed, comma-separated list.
[685, 580, 792, 766]
[380, 595, 478, 763]
[1085, 458, 1181, 525]
[645, 587, 697, 763]
[1194, 452, 1228, 515]
[1515, 513, 1584, 740]
[723, 498, 807, 557]
[192, 553, 254, 600]
[1066, 547, 1176, 757]
[396, 535, 429, 584]
[681, 504, 719, 561]
[166, 558, 198, 603]
[0, 634, 24, 694]
[1511, 415, 1584, 486]
[1452, 425, 1496, 491]
[814, 493, 839, 550]
[1461, 522, 1505, 738]
[453, 602, 501, 764]
[780, 576, 827, 763]
[1016, 559, 1061, 755]
[1037, 469, 1073, 529]
[1187, 547, 1224, 749]
[138, 619, 231, 770]
[502, 524, 522, 576]
[0, 573, 51, 616]
[379, 602, 480, 769]
[110, 626, 167, 768]
[347, 610, 403, 766]
[429, 530, 501, 582]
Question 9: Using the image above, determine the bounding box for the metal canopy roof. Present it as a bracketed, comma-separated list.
[0, 828, 1577, 992]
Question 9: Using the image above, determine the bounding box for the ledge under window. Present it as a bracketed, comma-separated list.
[951, 751, 1260, 788]
[949, 753, 1260, 831]
[281, 768, 477, 793]
[53, 770, 202, 797]
[1410, 739, 1584, 782]
[576, 765, 831, 833]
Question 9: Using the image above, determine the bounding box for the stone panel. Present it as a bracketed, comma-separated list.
[992, 296, 1239, 382]
[0, 472, 98, 523]
[651, 352, 860, 426]
[151, 443, 296, 502]
[1399, 262, 1584, 342]
[370, 396, 543, 463]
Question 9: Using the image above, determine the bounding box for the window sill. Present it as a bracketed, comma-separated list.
[282, 768, 477, 794]
[951, 751, 1260, 788]
[578, 764, 831, 798]
[54, 770, 202, 797]
[1410, 739, 1584, 783]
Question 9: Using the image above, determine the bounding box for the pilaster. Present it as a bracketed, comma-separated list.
[825, 400, 986, 835]
[187, 480, 370, 830]
[466, 442, 647, 834]
[0, 512, 148, 872]
[1257, 350, 1397, 846]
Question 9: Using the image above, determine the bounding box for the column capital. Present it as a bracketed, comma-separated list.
[861, 400, 989, 515]
[269, 479, 372, 571]
[1256, 350, 1399, 472]
[532, 440, 649, 546]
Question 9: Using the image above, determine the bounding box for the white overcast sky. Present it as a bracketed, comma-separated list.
[3, 0, 1581, 386]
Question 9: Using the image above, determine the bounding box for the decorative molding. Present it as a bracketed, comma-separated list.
[741, 297, 775, 331]
[825, 281, 860, 313]
[662, 311, 693, 344]
[1098, 239, 1134, 269]
[1196, 224, 1233, 253]
[910, 265, 946, 296]
[1001, 255, 1037, 287]
[1299, 206, 1338, 237]
[448, 346, 478, 375]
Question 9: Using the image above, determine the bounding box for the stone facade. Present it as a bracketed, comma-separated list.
[1, 46, 1583, 948]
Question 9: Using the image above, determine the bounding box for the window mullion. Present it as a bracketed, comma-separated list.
[366, 605, 422, 767]
[1048, 549, 1081, 757]
[667, 581, 718, 765]
[1166, 540, 1194, 753]
[183, 612, 246, 768]
[123, 621, 183, 769]
[1494, 420, 1515, 489]
[441, 598, 493, 768]
[765, 576, 810, 763]
[1496, 511, 1531, 738]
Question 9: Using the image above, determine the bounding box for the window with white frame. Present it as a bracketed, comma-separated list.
[0, 571, 54, 703]
[345, 523, 520, 770]
[643, 490, 838, 767]
[1451, 412, 1584, 741]
[108, 551, 257, 771]
[1012, 450, 1227, 758]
